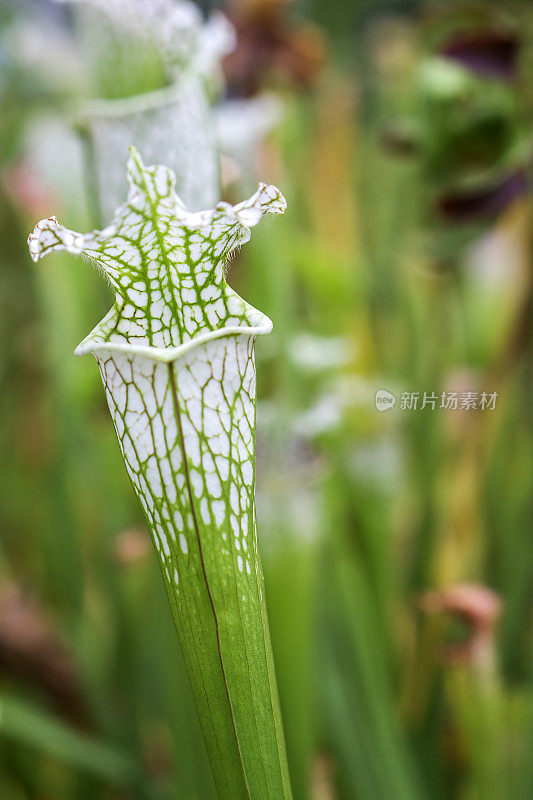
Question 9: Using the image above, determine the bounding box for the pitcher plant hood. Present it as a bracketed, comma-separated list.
[28, 146, 285, 361]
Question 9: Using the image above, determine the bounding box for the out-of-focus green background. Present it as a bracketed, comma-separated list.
[2, 0, 533, 798]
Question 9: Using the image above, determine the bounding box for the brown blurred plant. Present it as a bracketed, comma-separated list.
[0, 582, 91, 728]
[113, 528, 151, 567]
[2, 160, 58, 220]
[420, 583, 502, 668]
[223, 0, 324, 97]
[311, 752, 337, 800]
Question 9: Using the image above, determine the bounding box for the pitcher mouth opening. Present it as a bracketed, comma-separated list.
[76, 79, 196, 123]
[74, 312, 273, 363]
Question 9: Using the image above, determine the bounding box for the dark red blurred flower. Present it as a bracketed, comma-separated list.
[441, 29, 520, 81]
[436, 169, 528, 222]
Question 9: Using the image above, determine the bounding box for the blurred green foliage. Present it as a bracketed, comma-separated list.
[2, 1, 533, 799]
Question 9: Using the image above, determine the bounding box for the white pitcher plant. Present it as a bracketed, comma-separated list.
[28, 148, 293, 800]
[59, 0, 235, 216]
